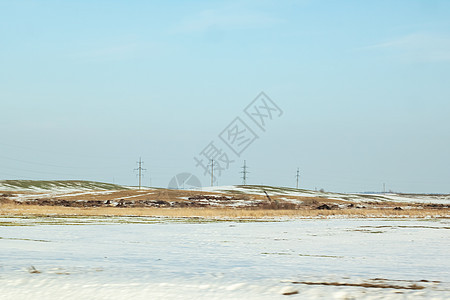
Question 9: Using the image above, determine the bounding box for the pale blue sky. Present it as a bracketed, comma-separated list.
[1, 0, 449, 193]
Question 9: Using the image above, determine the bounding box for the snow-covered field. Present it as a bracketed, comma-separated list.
[1, 217, 449, 299]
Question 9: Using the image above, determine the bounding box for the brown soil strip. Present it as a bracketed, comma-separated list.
[282, 291, 299, 295]
[372, 278, 441, 283]
[292, 281, 425, 290]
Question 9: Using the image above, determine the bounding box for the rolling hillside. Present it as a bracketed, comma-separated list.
[0, 180, 129, 192]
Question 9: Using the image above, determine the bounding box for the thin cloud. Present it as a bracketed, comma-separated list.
[362, 32, 450, 62]
[68, 42, 140, 62]
[171, 9, 282, 34]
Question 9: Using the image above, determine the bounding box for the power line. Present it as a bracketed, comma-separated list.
[134, 157, 146, 190]
[0, 141, 123, 160]
[0, 154, 119, 170]
[0, 170, 36, 180]
[0, 164, 84, 177]
[241, 160, 249, 185]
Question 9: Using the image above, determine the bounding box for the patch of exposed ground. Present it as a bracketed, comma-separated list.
[291, 277, 443, 291]
[1, 186, 449, 218]
[292, 280, 425, 290]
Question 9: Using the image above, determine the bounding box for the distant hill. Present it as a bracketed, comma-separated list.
[200, 185, 450, 204]
[0, 180, 129, 192]
[0, 181, 448, 205]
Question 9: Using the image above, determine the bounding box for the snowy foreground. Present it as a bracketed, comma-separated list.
[1, 217, 449, 299]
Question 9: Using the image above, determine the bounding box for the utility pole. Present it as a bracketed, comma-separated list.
[241, 160, 249, 185]
[383, 183, 386, 194]
[134, 157, 146, 190]
[210, 159, 214, 187]
[296, 168, 300, 189]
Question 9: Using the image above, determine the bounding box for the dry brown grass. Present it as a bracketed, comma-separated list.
[0, 203, 447, 219]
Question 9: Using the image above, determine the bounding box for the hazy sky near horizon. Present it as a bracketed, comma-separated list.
[1, 0, 449, 193]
